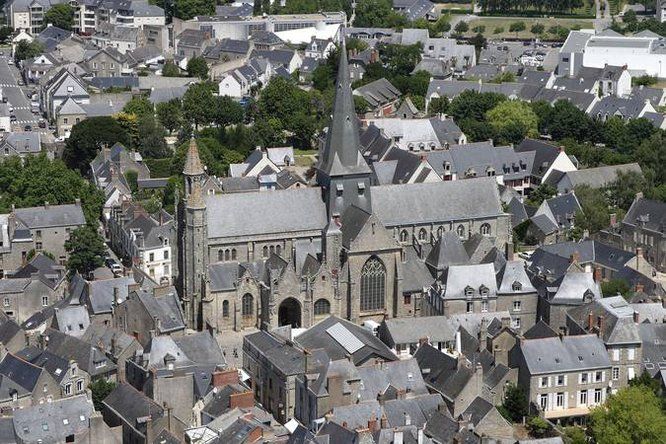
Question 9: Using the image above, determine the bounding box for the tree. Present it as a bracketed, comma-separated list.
[629, 370, 661, 396]
[454, 21, 469, 34]
[547, 100, 593, 141]
[574, 185, 614, 235]
[182, 82, 217, 128]
[491, 71, 515, 84]
[526, 416, 552, 438]
[65, 226, 106, 276]
[124, 170, 138, 194]
[493, 26, 505, 34]
[601, 278, 631, 297]
[501, 383, 528, 423]
[633, 75, 658, 87]
[531, 23, 545, 35]
[214, 96, 244, 128]
[526, 183, 556, 207]
[156, 99, 183, 134]
[161, 0, 215, 20]
[354, 0, 406, 28]
[563, 427, 586, 444]
[162, 60, 181, 77]
[589, 386, 666, 443]
[428, 96, 449, 116]
[486, 100, 539, 144]
[635, 132, 666, 187]
[122, 96, 153, 119]
[43, 4, 74, 30]
[509, 21, 526, 36]
[623, 9, 637, 26]
[0, 27, 12, 42]
[63, 116, 129, 174]
[14, 40, 44, 61]
[187, 56, 209, 79]
[90, 379, 116, 411]
[472, 25, 485, 33]
[137, 116, 169, 158]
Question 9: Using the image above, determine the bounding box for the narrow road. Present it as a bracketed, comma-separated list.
[0, 56, 41, 131]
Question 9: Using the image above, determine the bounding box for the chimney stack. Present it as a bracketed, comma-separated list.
[636, 248, 642, 270]
[380, 413, 388, 429]
[593, 267, 602, 283]
[633, 311, 639, 324]
[367, 412, 378, 431]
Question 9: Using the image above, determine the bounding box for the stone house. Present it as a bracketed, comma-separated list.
[566, 296, 642, 391]
[83, 47, 129, 78]
[15, 348, 90, 399]
[378, 315, 457, 359]
[81, 323, 141, 383]
[512, 334, 612, 420]
[495, 261, 539, 331]
[620, 194, 666, 272]
[40, 68, 89, 121]
[0, 352, 61, 410]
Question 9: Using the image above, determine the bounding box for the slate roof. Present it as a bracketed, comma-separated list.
[549, 271, 601, 304]
[135, 290, 185, 333]
[425, 231, 470, 272]
[589, 95, 650, 120]
[515, 138, 563, 179]
[14, 203, 86, 228]
[206, 188, 327, 239]
[555, 163, 642, 190]
[437, 263, 497, 300]
[638, 323, 666, 376]
[54, 305, 90, 337]
[523, 319, 558, 339]
[623, 197, 666, 233]
[354, 78, 401, 107]
[43, 328, 116, 377]
[519, 334, 610, 374]
[356, 359, 429, 402]
[534, 240, 635, 272]
[102, 382, 164, 425]
[383, 316, 456, 346]
[85, 276, 135, 314]
[244, 330, 305, 376]
[371, 177, 503, 227]
[13, 395, 93, 443]
[0, 353, 42, 392]
[567, 296, 641, 344]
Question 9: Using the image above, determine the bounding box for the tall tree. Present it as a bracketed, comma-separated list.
[589, 386, 666, 443]
[65, 226, 106, 276]
[43, 4, 74, 30]
[14, 41, 44, 61]
[156, 99, 184, 134]
[182, 82, 217, 129]
[186, 56, 209, 79]
[122, 96, 154, 119]
[63, 116, 130, 174]
[137, 116, 169, 158]
[501, 383, 528, 422]
[214, 96, 244, 128]
[486, 100, 539, 144]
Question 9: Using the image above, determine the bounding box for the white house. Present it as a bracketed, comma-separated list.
[218, 57, 272, 99]
[583, 34, 666, 78]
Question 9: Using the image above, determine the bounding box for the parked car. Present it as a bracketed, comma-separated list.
[38, 119, 46, 128]
[105, 258, 123, 274]
[10, 115, 16, 122]
[23, 125, 32, 131]
[1, 97, 6, 103]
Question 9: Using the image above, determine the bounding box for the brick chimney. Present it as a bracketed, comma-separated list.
[367, 412, 378, 431]
[570, 252, 580, 264]
[593, 267, 602, 283]
[212, 368, 239, 387]
[229, 391, 254, 409]
[633, 311, 639, 324]
[588, 311, 594, 331]
[380, 413, 388, 429]
[636, 248, 642, 270]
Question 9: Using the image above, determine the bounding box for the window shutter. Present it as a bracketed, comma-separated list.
[602, 371, 606, 382]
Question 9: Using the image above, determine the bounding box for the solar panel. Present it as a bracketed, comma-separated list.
[326, 323, 364, 354]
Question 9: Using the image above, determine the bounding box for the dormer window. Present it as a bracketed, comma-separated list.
[464, 286, 474, 298]
[479, 285, 489, 298]
[512, 281, 522, 291]
[336, 183, 343, 197]
[357, 182, 365, 195]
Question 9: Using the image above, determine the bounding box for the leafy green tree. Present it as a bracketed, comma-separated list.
[122, 96, 153, 119]
[186, 56, 209, 79]
[633, 75, 658, 87]
[354, 95, 369, 114]
[428, 96, 449, 116]
[157, 0, 215, 20]
[608, 171, 650, 210]
[472, 25, 485, 33]
[182, 82, 217, 129]
[531, 23, 545, 35]
[629, 370, 661, 396]
[635, 132, 666, 187]
[527, 416, 552, 438]
[493, 26, 504, 34]
[491, 71, 515, 84]
[526, 183, 556, 207]
[623, 9, 637, 26]
[214, 96, 244, 128]
[90, 380, 116, 411]
[14, 40, 45, 61]
[589, 386, 666, 443]
[171, 137, 244, 176]
[43, 4, 74, 30]
[137, 116, 169, 158]
[156, 99, 183, 134]
[63, 116, 130, 174]
[311, 63, 334, 91]
[0, 27, 12, 42]
[124, 170, 138, 194]
[454, 21, 469, 34]
[601, 278, 631, 297]
[65, 226, 106, 276]
[162, 60, 181, 77]
[509, 21, 526, 35]
[486, 100, 539, 144]
[547, 100, 592, 141]
[501, 383, 528, 422]
[354, 0, 406, 28]
[563, 426, 586, 444]
[449, 90, 505, 123]
[574, 185, 614, 235]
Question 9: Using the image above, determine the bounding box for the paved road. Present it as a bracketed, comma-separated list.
[0, 56, 41, 131]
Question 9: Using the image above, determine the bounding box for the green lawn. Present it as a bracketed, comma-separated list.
[463, 17, 595, 39]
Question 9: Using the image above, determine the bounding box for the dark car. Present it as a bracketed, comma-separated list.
[1, 97, 7, 103]
[23, 125, 32, 131]
[38, 120, 46, 128]
[9, 115, 16, 122]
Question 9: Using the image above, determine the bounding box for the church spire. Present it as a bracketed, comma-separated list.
[183, 136, 204, 177]
[318, 39, 371, 178]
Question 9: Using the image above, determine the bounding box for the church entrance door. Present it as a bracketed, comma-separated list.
[278, 298, 301, 328]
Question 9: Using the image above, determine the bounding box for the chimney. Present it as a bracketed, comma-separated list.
[394, 429, 404, 444]
[588, 311, 594, 331]
[633, 311, 639, 324]
[380, 413, 388, 429]
[417, 428, 424, 444]
[418, 337, 429, 347]
[597, 315, 605, 335]
[479, 317, 488, 342]
[635, 282, 644, 293]
[501, 316, 511, 329]
[212, 368, 239, 387]
[610, 213, 617, 227]
[636, 248, 642, 270]
[569, 252, 580, 264]
[75, 198, 81, 207]
[143, 417, 154, 444]
[367, 412, 378, 431]
[455, 330, 462, 355]
[593, 267, 602, 283]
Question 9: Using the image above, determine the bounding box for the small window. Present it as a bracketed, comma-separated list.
[480, 223, 491, 236]
[399, 230, 408, 243]
[222, 300, 229, 318]
[418, 228, 427, 241]
[456, 224, 465, 239]
[41, 296, 48, 306]
[612, 367, 619, 380]
[466, 301, 473, 313]
[513, 301, 521, 311]
[512, 281, 522, 291]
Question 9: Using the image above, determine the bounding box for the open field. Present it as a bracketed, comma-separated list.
[461, 17, 595, 39]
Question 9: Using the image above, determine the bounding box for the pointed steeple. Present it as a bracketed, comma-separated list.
[183, 136, 204, 177]
[318, 39, 371, 178]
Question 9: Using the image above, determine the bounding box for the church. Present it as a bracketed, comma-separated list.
[177, 46, 512, 333]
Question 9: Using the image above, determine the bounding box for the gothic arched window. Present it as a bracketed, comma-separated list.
[437, 226, 443, 238]
[218, 250, 224, 261]
[418, 228, 427, 241]
[224, 250, 230, 261]
[314, 298, 331, 316]
[231, 249, 237, 260]
[222, 300, 229, 317]
[276, 245, 282, 256]
[360, 257, 386, 312]
[480, 223, 491, 236]
[242, 294, 253, 316]
[456, 224, 465, 239]
[399, 230, 408, 243]
[262, 246, 268, 258]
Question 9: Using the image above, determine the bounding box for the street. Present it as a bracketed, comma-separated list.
[0, 55, 41, 131]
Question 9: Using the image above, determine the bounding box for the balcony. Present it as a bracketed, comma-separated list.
[544, 406, 590, 419]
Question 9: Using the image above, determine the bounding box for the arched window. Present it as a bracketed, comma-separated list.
[262, 246, 268, 258]
[456, 224, 465, 239]
[314, 299, 330, 316]
[512, 281, 522, 291]
[480, 223, 491, 236]
[231, 249, 237, 260]
[399, 230, 408, 243]
[360, 257, 386, 312]
[224, 250, 230, 261]
[418, 228, 427, 241]
[222, 300, 229, 317]
[437, 226, 443, 238]
[218, 250, 224, 261]
[269, 245, 275, 255]
[276, 245, 282, 256]
[242, 294, 253, 316]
